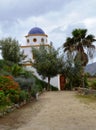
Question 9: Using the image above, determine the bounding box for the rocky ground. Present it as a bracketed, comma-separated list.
[0, 91, 96, 130]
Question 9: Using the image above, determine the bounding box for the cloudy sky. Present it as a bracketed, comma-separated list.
[0, 0, 96, 61]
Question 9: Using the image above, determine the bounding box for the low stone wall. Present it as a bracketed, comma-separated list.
[78, 87, 96, 95]
[0, 92, 41, 118]
[0, 100, 28, 117]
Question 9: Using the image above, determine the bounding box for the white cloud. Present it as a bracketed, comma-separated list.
[83, 18, 96, 35]
[0, 0, 96, 51]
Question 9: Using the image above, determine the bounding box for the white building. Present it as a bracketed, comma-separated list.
[21, 27, 65, 90]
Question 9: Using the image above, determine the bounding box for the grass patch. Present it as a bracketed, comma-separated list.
[76, 94, 96, 104]
[0, 105, 7, 112]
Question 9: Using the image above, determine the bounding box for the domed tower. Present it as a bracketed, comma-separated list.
[25, 27, 48, 45]
[21, 27, 49, 65]
[21, 27, 61, 91]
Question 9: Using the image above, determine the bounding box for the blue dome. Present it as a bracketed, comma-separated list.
[28, 27, 45, 35]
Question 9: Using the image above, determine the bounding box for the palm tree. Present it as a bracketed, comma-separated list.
[63, 28, 96, 66]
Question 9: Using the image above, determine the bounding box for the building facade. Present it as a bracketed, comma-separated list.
[21, 27, 65, 90]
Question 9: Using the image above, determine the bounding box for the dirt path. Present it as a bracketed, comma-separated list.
[0, 91, 96, 130]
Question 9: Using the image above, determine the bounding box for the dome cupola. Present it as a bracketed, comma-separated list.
[25, 27, 48, 45]
[28, 27, 45, 35]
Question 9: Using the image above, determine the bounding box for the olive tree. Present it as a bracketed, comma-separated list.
[31, 44, 64, 90]
[0, 37, 26, 64]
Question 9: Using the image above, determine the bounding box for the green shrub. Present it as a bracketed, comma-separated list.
[9, 94, 19, 104]
[20, 70, 34, 78]
[11, 64, 23, 77]
[91, 81, 96, 90]
[0, 69, 10, 76]
[7, 89, 20, 104]
[31, 84, 43, 98]
[64, 82, 71, 90]
[83, 75, 88, 88]
[15, 77, 34, 91]
[0, 91, 7, 106]
[0, 60, 14, 74]
[19, 90, 29, 102]
[31, 87, 37, 98]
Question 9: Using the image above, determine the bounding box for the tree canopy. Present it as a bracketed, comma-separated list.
[31, 44, 64, 90]
[0, 37, 26, 64]
[63, 28, 96, 66]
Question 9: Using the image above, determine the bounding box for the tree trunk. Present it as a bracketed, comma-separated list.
[82, 67, 85, 88]
[47, 77, 50, 91]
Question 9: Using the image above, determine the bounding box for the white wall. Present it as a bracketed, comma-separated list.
[21, 47, 33, 62]
[0, 50, 2, 59]
[26, 35, 47, 45]
[21, 43, 60, 90]
[25, 66, 59, 89]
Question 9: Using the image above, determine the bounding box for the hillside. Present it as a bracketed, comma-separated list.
[85, 62, 96, 75]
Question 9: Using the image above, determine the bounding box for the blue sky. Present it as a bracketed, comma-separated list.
[0, 0, 96, 62]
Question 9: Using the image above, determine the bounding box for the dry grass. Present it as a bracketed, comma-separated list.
[76, 93, 96, 104]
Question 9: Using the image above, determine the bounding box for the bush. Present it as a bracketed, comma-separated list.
[0, 91, 7, 106]
[0, 60, 14, 75]
[91, 81, 96, 90]
[64, 82, 71, 90]
[0, 75, 21, 104]
[31, 85, 43, 98]
[15, 77, 35, 91]
[11, 64, 23, 77]
[19, 90, 29, 102]
[7, 89, 20, 104]
[0, 75, 20, 94]
[0, 60, 13, 69]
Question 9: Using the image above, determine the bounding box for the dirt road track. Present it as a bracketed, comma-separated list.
[0, 91, 96, 130]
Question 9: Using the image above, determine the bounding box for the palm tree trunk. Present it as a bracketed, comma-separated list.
[82, 67, 85, 88]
